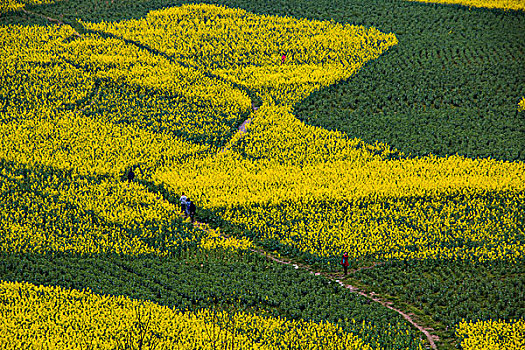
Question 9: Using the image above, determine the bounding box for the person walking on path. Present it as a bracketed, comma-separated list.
[186, 198, 196, 223]
[179, 193, 188, 216]
[341, 252, 350, 275]
[127, 168, 135, 182]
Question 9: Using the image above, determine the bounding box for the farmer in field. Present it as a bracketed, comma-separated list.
[180, 193, 188, 215]
[341, 252, 350, 275]
[186, 198, 196, 223]
[127, 167, 135, 182]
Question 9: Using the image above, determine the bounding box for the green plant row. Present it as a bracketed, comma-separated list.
[291, 0, 524, 160]
[353, 258, 525, 340]
[0, 250, 424, 350]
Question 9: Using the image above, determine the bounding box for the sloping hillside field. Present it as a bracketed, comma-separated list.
[1, 1, 524, 349]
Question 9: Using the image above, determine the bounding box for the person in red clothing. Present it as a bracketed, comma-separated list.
[281, 54, 286, 64]
[341, 252, 350, 275]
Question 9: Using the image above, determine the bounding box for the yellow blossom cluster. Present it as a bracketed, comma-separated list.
[519, 97, 525, 111]
[158, 103, 525, 262]
[0, 160, 181, 256]
[0, 0, 24, 15]
[1, 0, 66, 15]
[0, 23, 247, 176]
[196, 223, 255, 252]
[59, 31, 251, 121]
[0, 110, 210, 177]
[0, 280, 376, 350]
[408, 0, 525, 11]
[83, 3, 398, 106]
[0, 25, 95, 117]
[456, 319, 525, 349]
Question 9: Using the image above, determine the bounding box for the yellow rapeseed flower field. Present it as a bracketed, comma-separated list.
[519, 97, 525, 111]
[456, 319, 525, 349]
[0, 280, 377, 349]
[158, 104, 525, 262]
[83, 4, 398, 106]
[1, 4, 400, 259]
[408, 0, 525, 11]
[1, 4, 522, 347]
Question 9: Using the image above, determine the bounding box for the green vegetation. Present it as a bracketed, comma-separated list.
[2, 1, 524, 349]
[0, 249, 423, 349]
[292, 0, 524, 160]
[3, 0, 524, 159]
[352, 259, 525, 343]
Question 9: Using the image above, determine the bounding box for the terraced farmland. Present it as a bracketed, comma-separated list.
[1, 0, 523, 349]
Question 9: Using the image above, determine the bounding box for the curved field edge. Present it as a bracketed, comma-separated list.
[349, 258, 524, 347]
[0, 251, 425, 349]
[291, 0, 524, 161]
[3, 1, 522, 161]
[0, 280, 378, 349]
[156, 103, 525, 267]
[407, 0, 525, 11]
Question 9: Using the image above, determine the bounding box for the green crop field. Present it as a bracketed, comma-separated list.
[1, 0, 524, 349]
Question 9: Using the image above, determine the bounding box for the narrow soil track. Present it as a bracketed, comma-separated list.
[238, 118, 252, 133]
[204, 224, 439, 350]
[20, 10, 438, 348]
[198, 108, 440, 349]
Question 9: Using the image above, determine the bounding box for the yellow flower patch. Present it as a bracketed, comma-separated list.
[0, 281, 375, 349]
[408, 0, 525, 11]
[456, 319, 525, 349]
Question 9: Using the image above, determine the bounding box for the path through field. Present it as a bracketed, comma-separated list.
[193, 219, 440, 350]
[174, 76, 441, 349]
[191, 106, 440, 349]
[20, 7, 439, 349]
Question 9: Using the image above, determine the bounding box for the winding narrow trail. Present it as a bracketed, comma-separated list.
[196, 219, 439, 350]
[198, 107, 440, 350]
[20, 8, 439, 349]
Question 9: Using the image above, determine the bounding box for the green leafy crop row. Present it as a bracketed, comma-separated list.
[292, 0, 524, 160]
[0, 250, 424, 350]
[353, 258, 525, 340]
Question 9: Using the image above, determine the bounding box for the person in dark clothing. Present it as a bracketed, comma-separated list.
[180, 193, 188, 215]
[127, 168, 135, 182]
[341, 252, 350, 275]
[186, 198, 196, 223]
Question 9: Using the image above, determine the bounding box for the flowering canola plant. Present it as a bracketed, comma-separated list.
[0, 280, 378, 349]
[407, 0, 525, 11]
[158, 103, 525, 263]
[196, 223, 255, 251]
[0, 0, 62, 15]
[0, 0, 24, 15]
[456, 319, 525, 349]
[83, 4, 398, 106]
